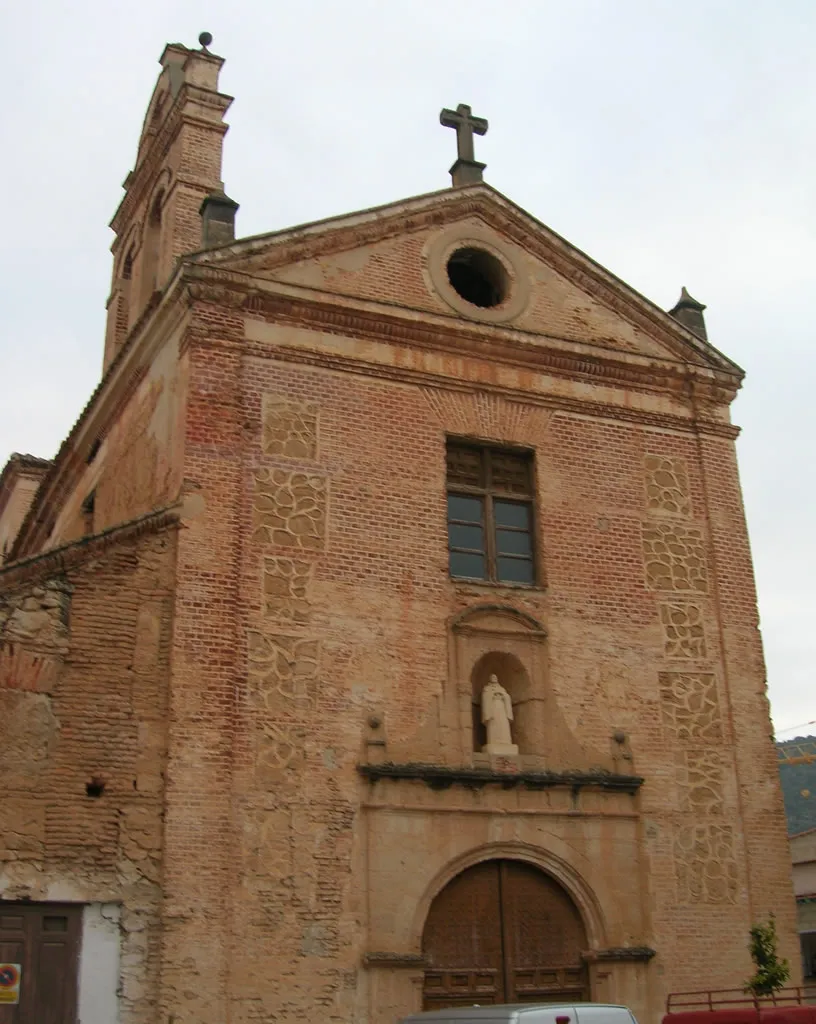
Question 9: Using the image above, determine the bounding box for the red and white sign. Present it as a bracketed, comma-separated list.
[0, 963, 21, 1004]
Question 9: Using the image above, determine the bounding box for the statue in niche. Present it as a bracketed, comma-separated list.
[481, 674, 518, 756]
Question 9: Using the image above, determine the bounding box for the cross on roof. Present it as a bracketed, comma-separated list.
[439, 103, 488, 187]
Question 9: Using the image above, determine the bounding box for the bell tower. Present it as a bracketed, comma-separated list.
[103, 33, 234, 371]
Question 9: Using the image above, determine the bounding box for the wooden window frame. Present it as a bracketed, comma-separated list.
[446, 441, 537, 586]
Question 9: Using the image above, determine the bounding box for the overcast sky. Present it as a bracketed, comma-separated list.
[1, 0, 813, 735]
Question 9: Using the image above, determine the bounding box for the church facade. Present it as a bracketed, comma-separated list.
[0, 37, 799, 1024]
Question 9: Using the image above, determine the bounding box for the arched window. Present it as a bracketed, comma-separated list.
[115, 244, 135, 343]
[141, 190, 164, 305]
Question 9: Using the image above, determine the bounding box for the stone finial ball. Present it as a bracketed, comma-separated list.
[199, 31, 213, 48]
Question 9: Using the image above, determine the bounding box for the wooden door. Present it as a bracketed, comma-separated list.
[0, 903, 81, 1024]
[422, 860, 589, 1009]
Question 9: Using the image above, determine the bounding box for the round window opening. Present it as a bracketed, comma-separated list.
[446, 247, 509, 309]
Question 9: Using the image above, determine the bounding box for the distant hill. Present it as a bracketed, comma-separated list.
[777, 735, 816, 835]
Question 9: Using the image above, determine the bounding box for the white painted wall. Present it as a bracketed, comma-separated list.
[78, 903, 120, 1024]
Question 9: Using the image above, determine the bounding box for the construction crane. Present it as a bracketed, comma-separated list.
[777, 737, 816, 766]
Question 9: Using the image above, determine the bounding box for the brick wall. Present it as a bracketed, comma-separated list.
[0, 521, 177, 1024]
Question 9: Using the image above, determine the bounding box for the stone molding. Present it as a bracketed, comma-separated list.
[190, 273, 738, 408]
[1, 506, 180, 591]
[357, 762, 644, 794]
[423, 222, 532, 323]
[363, 952, 427, 968]
[192, 185, 741, 381]
[582, 947, 656, 963]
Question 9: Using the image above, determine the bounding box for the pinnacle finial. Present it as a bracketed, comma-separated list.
[198, 31, 213, 50]
[669, 286, 708, 340]
[674, 286, 706, 312]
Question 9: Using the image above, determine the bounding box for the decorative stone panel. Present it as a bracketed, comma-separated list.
[256, 721, 307, 782]
[674, 824, 738, 903]
[644, 455, 691, 516]
[247, 632, 320, 712]
[263, 557, 314, 623]
[252, 469, 327, 550]
[262, 394, 318, 460]
[642, 522, 708, 592]
[659, 601, 707, 659]
[677, 749, 724, 814]
[659, 672, 722, 742]
[242, 807, 293, 878]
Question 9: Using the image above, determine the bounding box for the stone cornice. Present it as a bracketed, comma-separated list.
[184, 269, 740, 410]
[183, 272, 740, 437]
[205, 331, 740, 441]
[0, 454, 52, 521]
[582, 947, 656, 963]
[190, 184, 742, 379]
[0, 506, 180, 592]
[363, 952, 427, 968]
[361, 946, 656, 970]
[357, 763, 644, 794]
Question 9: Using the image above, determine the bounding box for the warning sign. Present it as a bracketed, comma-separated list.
[0, 963, 21, 1004]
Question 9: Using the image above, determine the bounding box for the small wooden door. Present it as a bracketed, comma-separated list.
[0, 903, 82, 1024]
[422, 860, 589, 1009]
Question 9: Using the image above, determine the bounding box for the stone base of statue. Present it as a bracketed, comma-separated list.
[484, 742, 519, 757]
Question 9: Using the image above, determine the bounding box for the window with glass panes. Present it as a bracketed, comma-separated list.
[446, 442, 536, 584]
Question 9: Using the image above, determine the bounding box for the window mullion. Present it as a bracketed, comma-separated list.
[485, 494, 497, 581]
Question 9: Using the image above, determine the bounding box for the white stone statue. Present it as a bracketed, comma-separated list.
[481, 674, 518, 756]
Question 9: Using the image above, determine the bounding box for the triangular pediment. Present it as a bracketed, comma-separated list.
[189, 184, 741, 377]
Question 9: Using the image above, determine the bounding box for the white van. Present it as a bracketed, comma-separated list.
[400, 1004, 639, 1024]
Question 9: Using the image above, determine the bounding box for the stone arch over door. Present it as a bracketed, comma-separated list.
[421, 857, 591, 1009]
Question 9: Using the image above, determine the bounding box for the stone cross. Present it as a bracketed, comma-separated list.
[439, 103, 488, 187]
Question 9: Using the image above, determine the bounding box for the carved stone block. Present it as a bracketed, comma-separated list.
[677, 749, 724, 814]
[659, 672, 722, 742]
[262, 394, 319, 460]
[674, 824, 738, 903]
[255, 722, 307, 783]
[644, 454, 691, 516]
[263, 557, 314, 623]
[659, 601, 707, 659]
[642, 522, 708, 592]
[252, 469, 327, 549]
[247, 632, 320, 711]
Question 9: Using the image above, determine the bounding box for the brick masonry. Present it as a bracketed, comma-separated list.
[0, 39, 800, 1024]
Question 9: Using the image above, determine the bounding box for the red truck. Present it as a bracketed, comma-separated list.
[664, 988, 816, 1024]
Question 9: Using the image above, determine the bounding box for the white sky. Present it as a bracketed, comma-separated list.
[1, 0, 814, 735]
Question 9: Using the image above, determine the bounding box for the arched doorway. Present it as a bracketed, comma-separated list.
[422, 859, 589, 1009]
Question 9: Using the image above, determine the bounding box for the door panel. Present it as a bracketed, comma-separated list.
[500, 860, 589, 1003]
[422, 859, 589, 1010]
[0, 903, 81, 1024]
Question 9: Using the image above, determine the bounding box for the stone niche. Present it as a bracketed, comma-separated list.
[447, 604, 597, 770]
